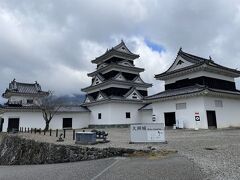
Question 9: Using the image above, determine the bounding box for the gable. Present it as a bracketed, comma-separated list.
[168, 55, 194, 72]
[84, 95, 94, 103]
[98, 63, 108, 69]
[96, 92, 107, 101]
[114, 73, 126, 81]
[115, 43, 132, 54]
[118, 61, 133, 67]
[92, 75, 104, 86]
[133, 76, 144, 84]
[85, 96, 91, 103]
[125, 89, 143, 100]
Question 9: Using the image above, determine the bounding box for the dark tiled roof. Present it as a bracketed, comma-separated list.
[58, 105, 90, 112]
[138, 103, 152, 110]
[2, 79, 48, 97]
[155, 49, 240, 78]
[91, 41, 139, 64]
[82, 79, 152, 92]
[0, 104, 90, 112]
[145, 85, 240, 101]
[87, 63, 144, 77]
[145, 85, 205, 100]
[0, 105, 41, 111]
[178, 49, 209, 63]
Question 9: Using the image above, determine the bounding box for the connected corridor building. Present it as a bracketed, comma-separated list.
[1, 41, 240, 132]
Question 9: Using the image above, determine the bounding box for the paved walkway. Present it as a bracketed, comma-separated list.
[18, 128, 240, 179]
[0, 155, 204, 180]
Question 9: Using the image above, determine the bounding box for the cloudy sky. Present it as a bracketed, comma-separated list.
[1, 0, 240, 103]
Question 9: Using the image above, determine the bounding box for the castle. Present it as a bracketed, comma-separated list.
[1, 41, 240, 132]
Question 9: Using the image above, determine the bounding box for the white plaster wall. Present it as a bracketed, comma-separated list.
[151, 97, 208, 129]
[165, 71, 235, 84]
[50, 112, 90, 129]
[2, 111, 45, 132]
[1, 111, 90, 132]
[203, 97, 240, 128]
[140, 110, 153, 123]
[88, 102, 143, 125]
[9, 96, 29, 105]
[88, 103, 111, 125]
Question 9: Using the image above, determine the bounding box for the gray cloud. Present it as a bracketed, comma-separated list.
[0, 0, 240, 103]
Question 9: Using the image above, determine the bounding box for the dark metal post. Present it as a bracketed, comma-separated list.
[73, 129, 75, 140]
[56, 129, 58, 137]
[24, 127, 26, 133]
[27, 128, 29, 133]
[50, 129, 52, 136]
[34, 128, 36, 134]
[31, 128, 32, 133]
[63, 129, 66, 138]
[39, 128, 41, 134]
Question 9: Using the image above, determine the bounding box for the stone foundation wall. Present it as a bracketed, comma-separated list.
[0, 135, 141, 165]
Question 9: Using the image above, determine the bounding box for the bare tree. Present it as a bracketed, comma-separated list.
[37, 91, 62, 131]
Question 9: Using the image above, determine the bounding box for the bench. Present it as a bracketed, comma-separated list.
[91, 129, 109, 142]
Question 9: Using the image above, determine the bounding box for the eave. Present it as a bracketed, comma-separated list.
[2, 91, 49, 99]
[91, 49, 139, 64]
[0, 106, 41, 112]
[81, 80, 152, 92]
[81, 98, 145, 106]
[145, 88, 240, 103]
[155, 63, 240, 80]
[88, 64, 144, 77]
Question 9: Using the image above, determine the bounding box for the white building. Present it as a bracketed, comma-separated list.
[1, 43, 240, 131]
[0, 79, 90, 132]
[81, 40, 152, 127]
[145, 48, 240, 129]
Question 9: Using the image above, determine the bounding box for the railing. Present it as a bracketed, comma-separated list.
[19, 127, 77, 140]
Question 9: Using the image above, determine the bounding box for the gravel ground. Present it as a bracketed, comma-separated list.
[19, 128, 240, 180]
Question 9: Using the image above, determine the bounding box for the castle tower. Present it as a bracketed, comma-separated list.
[82, 41, 152, 127]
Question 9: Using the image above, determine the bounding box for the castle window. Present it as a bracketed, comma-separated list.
[177, 60, 184, 65]
[132, 92, 138, 99]
[95, 79, 99, 84]
[98, 113, 102, 119]
[27, 99, 33, 104]
[126, 112, 131, 118]
[176, 103, 186, 110]
[215, 100, 223, 107]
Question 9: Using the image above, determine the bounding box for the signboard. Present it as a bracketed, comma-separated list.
[195, 112, 200, 121]
[130, 123, 165, 143]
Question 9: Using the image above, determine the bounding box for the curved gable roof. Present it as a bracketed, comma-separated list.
[155, 49, 240, 79]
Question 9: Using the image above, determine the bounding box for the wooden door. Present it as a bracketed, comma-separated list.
[63, 118, 72, 129]
[207, 111, 217, 128]
[164, 112, 176, 126]
[8, 118, 19, 132]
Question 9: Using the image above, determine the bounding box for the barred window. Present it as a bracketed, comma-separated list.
[176, 103, 187, 110]
[215, 100, 223, 107]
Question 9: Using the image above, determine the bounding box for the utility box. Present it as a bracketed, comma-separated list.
[75, 132, 96, 145]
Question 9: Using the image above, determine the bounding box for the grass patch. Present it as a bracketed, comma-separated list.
[128, 149, 177, 160]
